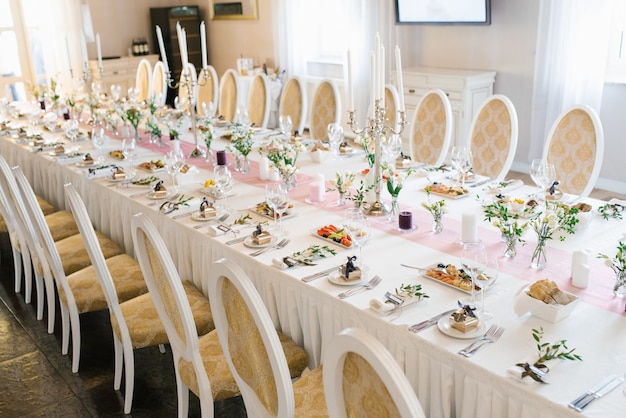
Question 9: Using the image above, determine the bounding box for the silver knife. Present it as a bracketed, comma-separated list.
[569, 375, 624, 411]
[301, 266, 340, 283]
[409, 309, 456, 333]
[225, 236, 246, 245]
[470, 177, 494, 188]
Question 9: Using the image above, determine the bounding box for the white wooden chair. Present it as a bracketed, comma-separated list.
[409, 89, 453, 166]
[135, 58, 153, 103]
[469, 94, 519, 181]
[219, 69, 240, 122]
[197, 64, 219, 118]
[151, 61, 168, 106]
[542, 104, 604, 198]
[278, 76, 307, 135]
[207, 258, 324, 417]
[323, 327, 426, 418]
[247, 73, 271, 128]
[310, 79, 341, 140]
[177, 62, 198, 111]
[384, 83, 401, 132]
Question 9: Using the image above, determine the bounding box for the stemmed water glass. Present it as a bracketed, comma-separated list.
[201, 101, 216, 120]
[165, 150, 185, 192]
[265, 184, 289, 237]
[110, 84, 122, 101]
[91, 121, 106, 163]
[473, 256, 499, 321]
[343, 208, 370, 270]
[460, 242, 487, 309]
[122, 137, 137, 178]
[327, 123, 344, 158]
[279, 115, 293, 139]
[382, 134, 402, 165]
[64, 119, 79, 142]
[530, 159, 556, 199]
[174, 96, 187, 111]
[214, 164, 233, 213]
[451, 146, 473, 188]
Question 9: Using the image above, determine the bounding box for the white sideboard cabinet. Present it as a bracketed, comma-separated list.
[89, 55, 159, 96]
[393, 67, 496, 147]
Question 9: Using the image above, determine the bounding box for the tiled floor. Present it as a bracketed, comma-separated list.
[0, 239, 247, 417]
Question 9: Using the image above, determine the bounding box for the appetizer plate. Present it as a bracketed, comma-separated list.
[137, 162, 165, 173]
[437, 317, 487, 339]
[243, 235, 278, 248]
[311, 227, 351, 249]
[327, 270, 365, 286]
[250, 203, 294, 220]
[424, 183, 470, 199]
[420, 264, 495, 295]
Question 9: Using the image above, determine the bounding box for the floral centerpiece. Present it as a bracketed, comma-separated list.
[198, 118, 215, 162]
[382, 163, 413, 219]
[421, 190, 446, 233]
[145, 117, 162, 146]
[355, 133, 376, 168]
[597, 240, 626, 297]
[529, 201, 579, 269]
[483, 200, 529, 258]
[259, 137, 304, 190]
[226, 122, 253, 173]
[327, 170, 356, 206]
[347, 179, 375, 209]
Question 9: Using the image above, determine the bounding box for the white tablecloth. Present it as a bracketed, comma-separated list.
[2, 118, 626, 418]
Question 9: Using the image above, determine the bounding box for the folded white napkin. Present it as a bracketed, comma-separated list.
[56, 155, 84, 165]
[207, 224, 246, 237]
[506, 358, 554, 384]
[487, 179, 524, 194]
[369, 293, 422, 314]
[272, 257, 289, 269]
[87, 166, 115, 179]
[609, 198, 626, 208]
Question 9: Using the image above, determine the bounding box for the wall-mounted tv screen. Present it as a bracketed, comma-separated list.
[396, 0, 491, 25]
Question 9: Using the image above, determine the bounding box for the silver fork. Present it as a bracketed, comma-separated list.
[459, 325, 505, 357]
[338, 275, 382, 299]
[250, 238, 290, 257]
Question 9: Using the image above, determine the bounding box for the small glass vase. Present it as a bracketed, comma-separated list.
[280, 170, 298, 191]
[205, 142, 213, 163]
[234, 153, 250, 174]
[531, 237, 548, 269]
[614, 271, 626, 298]
[133, 125, 141, 142]
[337, 191, 346, 206]
[503, 234, 518, 258]
[432, 213, 444, 234]
[388, 195, 400, 221]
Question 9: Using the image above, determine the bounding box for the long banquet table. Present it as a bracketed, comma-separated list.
[2, 114, 626, 418]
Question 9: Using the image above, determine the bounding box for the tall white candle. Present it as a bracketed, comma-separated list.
[176, 22, 188, 74]
[200, 21, 207, 69]
[379, 44, 385, 107]
[395, 45, 405, 111]
[96, 33, 103, 70]
[346, 49, 354, 110]
[259, 156, 269, 180]
[80, 32, 88, 67]
[65, 37, 73, 74]
[369, 51, 376, 115]
[155, 25, 169, 73]
[461, 212, 478, 243]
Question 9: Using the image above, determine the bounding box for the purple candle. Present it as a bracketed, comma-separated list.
[216, 150, 227, 166]
[399, 211, 412, 230]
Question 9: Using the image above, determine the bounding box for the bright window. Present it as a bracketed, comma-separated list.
[605, 1, 626, 83]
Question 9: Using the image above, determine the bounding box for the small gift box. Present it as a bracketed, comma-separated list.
[199, 197, 217, 219]
[112, 167, 126, 180]
[152, 180, 168, 198]
[450, 303, 479, 333]
[251, 224, 272, 245]
[341, 256, 362, 282]
[83, 153, 94, 164]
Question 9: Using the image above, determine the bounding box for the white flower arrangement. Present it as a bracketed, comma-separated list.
[329, 170, 356, 195]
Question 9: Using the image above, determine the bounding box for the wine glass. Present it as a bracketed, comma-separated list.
[344, 208, 370, 269]
[201, 101, 216, 119]
[451, 146, 473, 188]
[265, 184, 289, 237]
[174, 96, 187, 112]
[234, 106, 249, 125]
[110, 84, 122, 101]
[530, 160, 556, 200]
[164, 151, 184, 192]
[43, 112, 57, 132]
[327, 123, 344, 158]
[460, 242, 487, 309]
[279, 115, 293, 139]
[122, 137, 137, 178]
[91, 82, 102, 97]
[383, 134, 403, 165]
[214, 164, 233, 213]
[63, 119, 79, 142]
[91, 121, 106, 163]
[473, 255, 499, 321]
[127, 87, 139, 104]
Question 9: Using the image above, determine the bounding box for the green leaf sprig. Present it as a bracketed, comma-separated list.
[598, 203, 623, 221]
[532, 327, 582, 366]
[395, 283, 429, 300]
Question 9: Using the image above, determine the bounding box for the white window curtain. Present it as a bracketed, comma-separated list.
[274, 0, 399, 125]
[528, 0, 613, 160]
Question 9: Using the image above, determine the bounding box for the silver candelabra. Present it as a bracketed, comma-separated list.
[166, 67, 211, 158]
[348, 99, 406, 216]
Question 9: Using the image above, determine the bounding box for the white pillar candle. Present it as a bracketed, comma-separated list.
[200, 21, 207, 69]
[395, 45, 405, 111]
[309, 181, 324, 203]
[369, 51, 376, 116]
[313, 173, 325, 185]
[65, 37, 73, 74]
[156, 25, 169, 73]
[461, 212, 478, 243]
[96, 33, 103, 70]
[346, 49, 354, 110]
[571, 250, 590, 288]
[259, 156, 269, 180]
[379, 44, 385, 107]
[269, 166, 280, 181]
[80, 32, 88, 68]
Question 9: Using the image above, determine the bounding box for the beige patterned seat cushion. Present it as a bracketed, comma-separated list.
[45, 210, 79, 241]
[57, 254, 148, 313]
[385, 87, 397, 128]
[310, 81, 337, 141]
[470, 99, 513, 179]
[546, 109, 597, 195]
[248, 76, 267, 127]
[411, 94, 448, 165]
[220, 72, 238, 122]
[341, 352, 399, 417]
[279, 78, 304, 134]
[111, 280, 214, 349]
[136, 63, 150, 102]
[293, 366, 328, 417]
[55, 231, 122, 276]
[0, 195, 55, 235]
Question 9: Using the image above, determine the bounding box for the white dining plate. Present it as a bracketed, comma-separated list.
[76, 160, 98, 168]
[243, 235, 278, 248]
[327, 270, 365, 286]
[191, 211, 221, 222]
[146, 191, 173, 200]
[437, 316, 487, 339]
